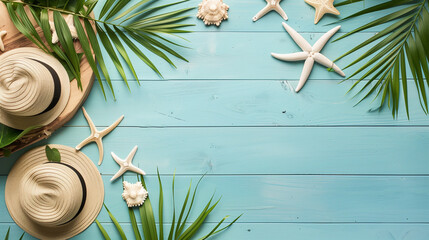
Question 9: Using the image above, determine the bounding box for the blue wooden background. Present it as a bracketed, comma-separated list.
[1, 0, 429, 239]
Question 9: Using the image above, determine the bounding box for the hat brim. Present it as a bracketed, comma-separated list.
[5, 145, 104, 240]
[0, 48, 70, 130]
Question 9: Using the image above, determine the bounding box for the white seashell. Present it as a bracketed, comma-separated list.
[197, 0, 229, 26]
[122, 181, 148, 207]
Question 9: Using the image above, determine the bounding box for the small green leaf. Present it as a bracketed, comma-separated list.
[4, 227, 10, 240]
[157, 169, 164, 240]
[104, 204, 127, 240]
[96, 219, 112, 240]
[0, 124, 39, 149]
[128, 208, 142, 240]
[18, 232, 25, 240]
[45, 145, 61, 162]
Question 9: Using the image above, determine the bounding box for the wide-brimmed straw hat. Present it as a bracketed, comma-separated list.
[5, 145, 104, 240]
[0, 47, 70, 130]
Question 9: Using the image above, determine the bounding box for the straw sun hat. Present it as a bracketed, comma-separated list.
[5, 145, 104, 240]
[0, 47, 70, 130]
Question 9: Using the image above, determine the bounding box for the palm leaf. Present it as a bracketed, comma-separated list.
[5, 0, 194, 99]
[0, 124, 39, 149]
[73, 15, 105, 95]
[128, 208, 142, 240]
[104, 204, 127, 240]
[53, 11, 82, 89]
[157, 168, 164, 240]
[139, 174, 158, 240]
[99, 171, 240, 240]
[3, 227, 9, 240]
[95, 219, 112, 240]
[333, 0, 429, 118]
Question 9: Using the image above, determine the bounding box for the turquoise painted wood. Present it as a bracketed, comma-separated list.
[2, 126, 429, 175]
[1, 0, 428, 239]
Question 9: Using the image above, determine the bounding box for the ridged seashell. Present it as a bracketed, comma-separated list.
[122, 181, 148, 207]
[197, 0, 229, 26]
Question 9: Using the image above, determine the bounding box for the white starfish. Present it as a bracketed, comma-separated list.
[49, 14, 78, 44]
[111, 146, 146, 182]
[271, 23, 345, 92]
[75, 107, 124, 165]
[253, 0, 288, 22]
[305, 0, 340, 24]
[0, 30, 7, 52]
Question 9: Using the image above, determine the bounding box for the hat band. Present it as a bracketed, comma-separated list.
[46, 162, 87, 225]
[30, 59, 62, 116]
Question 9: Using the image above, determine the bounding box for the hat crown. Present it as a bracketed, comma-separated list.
[0, 56, 55, 117]
[20, 164, 83, 227]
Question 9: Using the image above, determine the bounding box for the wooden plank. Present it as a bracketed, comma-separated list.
[95, 0, 387, 33]
[2, 175, 429, 223]
[1, 126, 429, 175]
[66, 80, 429, 127]
[99, 31, 382, 81]
[2, 223, 429, 240]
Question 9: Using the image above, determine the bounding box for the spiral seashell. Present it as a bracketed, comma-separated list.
[197, 0, 229, 26]
[122, 181, 148, 207]
[0, 48, 70, 130]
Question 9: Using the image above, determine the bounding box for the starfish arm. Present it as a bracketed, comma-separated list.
[274, 5, 288, 21]
[314, 8, 324, 24]
[82, 107, 97, 134]
[129, 165, 146, 176]
[313, 53, 345, 77]
[295, 58, 315, 92]
[111, 152, 123, 165]
[272, 52, 308, 61]
[304, 0, 318, 4]
[312, 26, 341, 52]
[95, 138, 104, 165]
[253, 4, 272, 22]
[328, 6, 340, 15]
[100, 115, 124, 137]
[111, 167, 126, 181]
[126, 146, 138, 164]
[282, 23, 312, 52]
[75, 135, 94, 150]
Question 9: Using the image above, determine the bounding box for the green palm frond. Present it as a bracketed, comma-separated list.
[2, 227, 25, 240]
[96, 171, 241, 240]
[3, 0, 194, 99]
[332, 0, 429, 118]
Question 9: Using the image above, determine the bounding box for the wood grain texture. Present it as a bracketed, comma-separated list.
[1, 175, 429, 223]
[1, 126, 429, 175]
[66, 81, 429, 127]
[0, 2, 94, 156]
[0, 0, 427, 239]
[2, 223, 429, 240]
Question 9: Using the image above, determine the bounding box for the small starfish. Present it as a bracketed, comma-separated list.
[111, 146, 146, 182]
[49, 14, 78, 44]
[0, 30, 7, 52]
[305, 0, 340, 24]
[271, 23, 345, 92]
[253, 0, 288, 22]
[75, 107, 124, 165]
